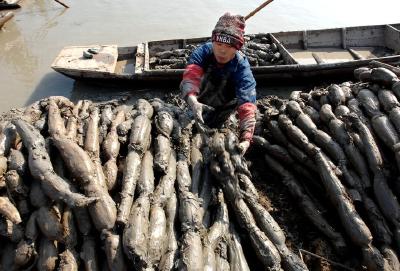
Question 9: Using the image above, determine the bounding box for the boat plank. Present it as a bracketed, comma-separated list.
[312, 53, 325, 64]
[144, 42, 150, 71]
[135, 43, 145, 74]
[341, 28, 347, 49]
[52, 45, 117, 73]
[269, 33, 298, 64]
[385, 25, 400, 52]
[273, 30, 303, 49]
[390, 24, 400, 31]
[117, 46, 136, 57]
[347, 48, 365, 60]
[290, 48, 354, 64]
[302, 30, 307, 49]
[148, 39, 183, 55]
[307, 28, 342, 48]
[115, 59, 135, 76]
[345, 25, 385, 47]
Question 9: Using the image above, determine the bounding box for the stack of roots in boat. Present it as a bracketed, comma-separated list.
[149, 34, 284, 70]
[2, 66, 400, 270]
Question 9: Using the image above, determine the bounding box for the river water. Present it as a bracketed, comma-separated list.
[0, 0, 400, 112]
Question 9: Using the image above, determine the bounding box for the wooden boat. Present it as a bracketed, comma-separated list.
[51, 23, 400, 84]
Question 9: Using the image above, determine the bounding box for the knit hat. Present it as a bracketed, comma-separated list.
[211, 12, 245, 50]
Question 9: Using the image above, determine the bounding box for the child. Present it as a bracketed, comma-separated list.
[180, 12, 257, 154]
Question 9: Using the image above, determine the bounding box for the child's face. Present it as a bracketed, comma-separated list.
[212, 42, 237, 64]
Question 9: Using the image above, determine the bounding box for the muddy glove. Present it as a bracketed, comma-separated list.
[238, 140, 250, 155]
[187, 95, 214, 124]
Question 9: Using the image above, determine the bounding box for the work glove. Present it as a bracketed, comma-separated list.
[187, 95, 214, 124]
[238, 140, 250, 155]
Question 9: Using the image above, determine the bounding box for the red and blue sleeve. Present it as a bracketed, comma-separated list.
[180, 43, 212, 99]
[238, 102, 257, 142]
[180, 64, 204, 98]
[234, 57, 257, 142]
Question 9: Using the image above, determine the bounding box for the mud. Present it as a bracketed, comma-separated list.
[248, 149, 357, 271]
[2, 67, 400, 270]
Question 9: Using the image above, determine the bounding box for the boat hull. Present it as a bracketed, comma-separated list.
[51, 23, 400, 85]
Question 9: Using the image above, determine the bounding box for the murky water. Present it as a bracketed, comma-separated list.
[1, 0, 400, 112]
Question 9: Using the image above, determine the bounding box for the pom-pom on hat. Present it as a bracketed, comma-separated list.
[211, 12, 245, 50]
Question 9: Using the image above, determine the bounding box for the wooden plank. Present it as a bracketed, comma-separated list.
[312, 53, 325, 64]
[51, 45, 117, 73]
[185, 37, 209, 45]
[272, 24, 389, 49]
[251, 55, 400, 72]
[345, 25, 385, 47]
[302, 30, 308, 50]
[385, 25, 400, 52]
[290, 48, 355, 64]
[135, 43, 145, 74]
[144, 42, 150, 72]
[114, 59, 135, 76]
[342, 28, 347, 49]
[307, 28, 342, 48]
[117, 46, 136, 57]
[148, 39, 182, 55]
[347, 48, 364, 60]
[390, 24, 400, 31]
[271, 30, 303, 49]
[269, 33, 298, 64]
